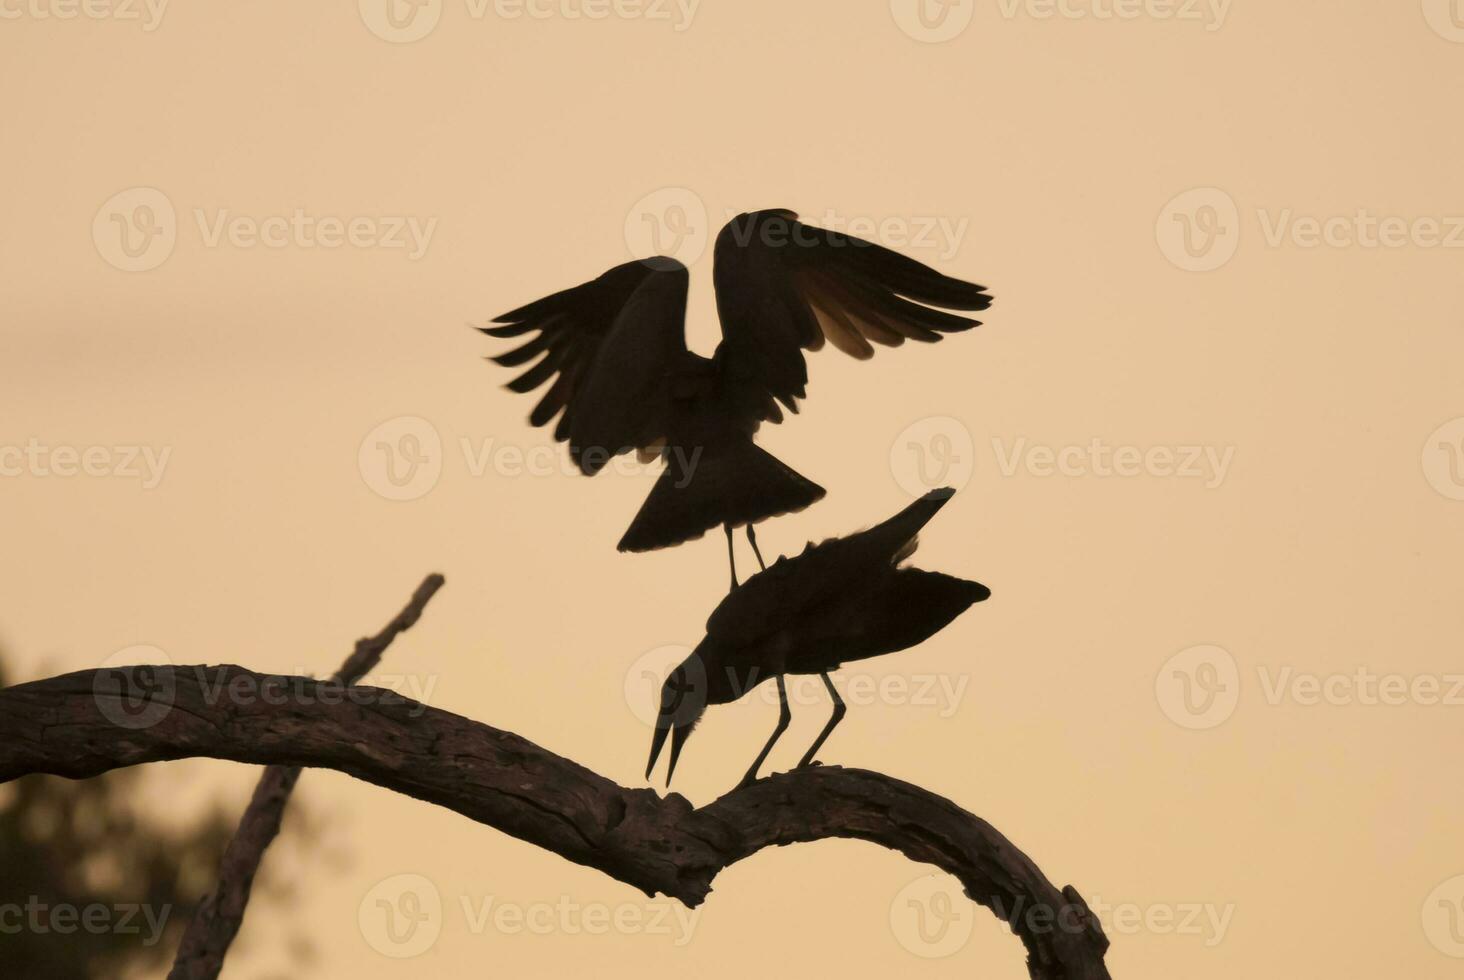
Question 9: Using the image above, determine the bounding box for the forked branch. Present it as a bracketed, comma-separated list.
[168, 573, 445, 980]
[0, 666, 1111, 980]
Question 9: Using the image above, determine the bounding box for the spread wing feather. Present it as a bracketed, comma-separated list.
[712, 209, 991, 414]
[483, 258, 691, 475]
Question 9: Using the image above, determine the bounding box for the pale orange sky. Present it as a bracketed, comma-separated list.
[3, 2, 1464, 977]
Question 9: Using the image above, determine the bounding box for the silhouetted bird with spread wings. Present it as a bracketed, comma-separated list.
[644, 487, 988, 789]
[482, 209, 991, 589]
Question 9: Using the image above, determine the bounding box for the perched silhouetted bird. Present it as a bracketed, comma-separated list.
[644, 487, 988, 788]
[482, 209, 991, 589]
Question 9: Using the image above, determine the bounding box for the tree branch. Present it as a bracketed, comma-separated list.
[168, 573, 445, 980]
[1, 665, 1111, 979]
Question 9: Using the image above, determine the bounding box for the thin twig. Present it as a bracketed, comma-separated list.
[165, 573, 445, 980]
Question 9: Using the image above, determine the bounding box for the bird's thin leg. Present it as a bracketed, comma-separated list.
[724, 524, 739, 592]
[796, 672, 847, 769]
[738, 675, 790, 789]
[746, 525, 767, 571]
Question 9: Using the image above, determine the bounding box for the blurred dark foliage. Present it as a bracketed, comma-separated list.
[0, 656, 324, 979]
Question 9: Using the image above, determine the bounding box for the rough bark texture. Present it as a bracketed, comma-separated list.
[1, 665, 1111, 980]
[168, 573, 445, 980]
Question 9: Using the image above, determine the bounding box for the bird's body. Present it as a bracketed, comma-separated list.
[617, 345, 822, 552]
[645, 487, 989, 787]
[482, 210, 991, 583]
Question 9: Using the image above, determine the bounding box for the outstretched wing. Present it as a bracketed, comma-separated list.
[712, 209, 991, 414]
[483, 258, 690, 475]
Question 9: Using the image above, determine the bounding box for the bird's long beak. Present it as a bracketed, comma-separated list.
[645, 719, 694, 786]
[646, 722, 671, 782]
[665, 724, 692, 786]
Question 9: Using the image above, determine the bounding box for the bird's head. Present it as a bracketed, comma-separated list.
[644, 653, 711, 788]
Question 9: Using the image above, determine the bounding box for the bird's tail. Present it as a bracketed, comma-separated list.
[618, 438, 826, 553]
[860, 568, 990, 656]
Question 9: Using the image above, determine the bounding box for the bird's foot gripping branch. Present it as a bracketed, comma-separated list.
[1, 664, 1111, 980]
